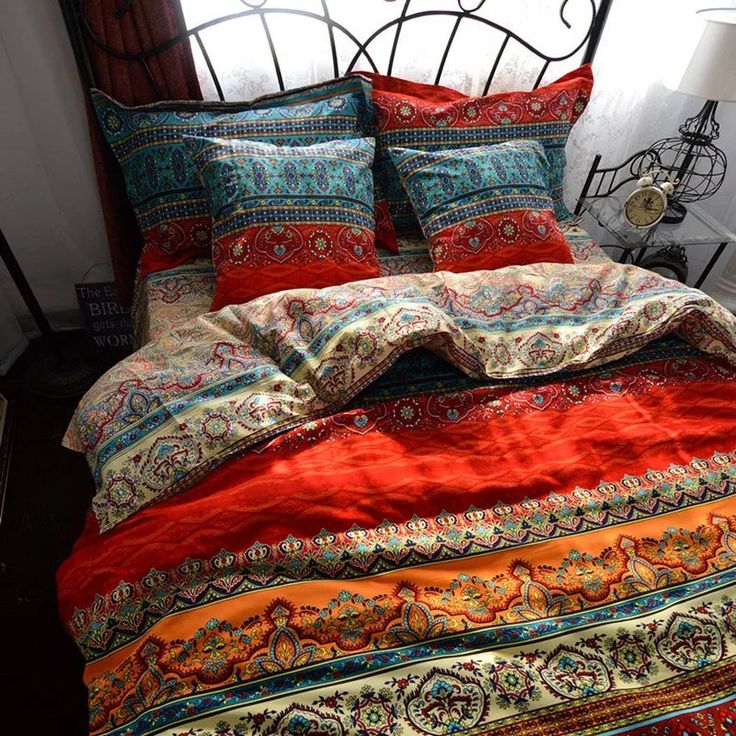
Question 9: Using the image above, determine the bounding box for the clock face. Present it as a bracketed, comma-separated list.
[624, 186, 666, 228]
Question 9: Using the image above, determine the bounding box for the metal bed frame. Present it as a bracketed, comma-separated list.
[59, 0, 613, 102]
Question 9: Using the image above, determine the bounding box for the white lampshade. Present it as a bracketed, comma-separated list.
[665, 7, 736, 101]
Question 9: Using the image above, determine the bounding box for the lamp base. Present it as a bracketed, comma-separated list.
[661, 201, 687, 225]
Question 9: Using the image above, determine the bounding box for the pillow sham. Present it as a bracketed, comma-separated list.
[184, 135, 381, 309]
[388, 139, 573, 273]
[93, 77, 397, 279]
[356, 64, 593, 230]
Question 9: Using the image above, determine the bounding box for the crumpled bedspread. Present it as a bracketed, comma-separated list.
[58, 260, 736, 736]
[66, 262, 736, 531]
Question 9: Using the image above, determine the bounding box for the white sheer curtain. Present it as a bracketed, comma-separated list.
[181, 0, 736, 293]
[182, 1, 601, 99]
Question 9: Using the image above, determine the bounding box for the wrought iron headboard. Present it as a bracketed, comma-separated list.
[59, 0, 613, 102]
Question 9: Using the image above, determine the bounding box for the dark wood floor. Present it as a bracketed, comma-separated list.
[0, 334, 123, 733]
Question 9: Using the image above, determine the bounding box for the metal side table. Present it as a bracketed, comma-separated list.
[575, 152, 736, 287]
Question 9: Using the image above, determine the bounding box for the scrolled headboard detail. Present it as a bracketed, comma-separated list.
[61, 0, 612, 101]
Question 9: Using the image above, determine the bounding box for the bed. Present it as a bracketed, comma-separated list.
[57, 2, 736, 735]
[133, 226, 611, 346]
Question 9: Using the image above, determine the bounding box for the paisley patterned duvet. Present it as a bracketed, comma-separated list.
[59, 246, 736, 736]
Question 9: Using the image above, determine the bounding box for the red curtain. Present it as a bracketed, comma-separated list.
[81, 0, 202, 304]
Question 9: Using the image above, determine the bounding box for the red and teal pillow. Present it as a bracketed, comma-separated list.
[356, 64, 593, 231]
[183, 135, 381, 309]
[93, 78, 397, 279]
[388, 139, 573, 273]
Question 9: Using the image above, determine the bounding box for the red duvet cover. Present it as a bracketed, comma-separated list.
[59, 262, 736, 736]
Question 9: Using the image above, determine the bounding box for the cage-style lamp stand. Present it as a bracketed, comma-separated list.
[645, 8, 736, 223]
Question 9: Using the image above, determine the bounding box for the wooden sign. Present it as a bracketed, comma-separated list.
[75, 282, 134, 350]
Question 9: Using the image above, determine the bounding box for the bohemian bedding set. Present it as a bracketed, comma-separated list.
[58, 65, 736, 735]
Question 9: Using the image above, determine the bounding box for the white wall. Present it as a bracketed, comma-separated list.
[0, 0, 110, 327]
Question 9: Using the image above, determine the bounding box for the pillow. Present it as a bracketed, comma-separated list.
[356, 64, 593, 230]
[184, 135, 381, 309]
[92, 78, 397, 279]
[388, 139, 573, 273]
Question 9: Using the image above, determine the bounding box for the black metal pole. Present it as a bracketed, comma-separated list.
[694, 241, 728, 289]
[583, 0, 614, 64]
[575, 153, 602, 215]
[0, 227, 53, 338]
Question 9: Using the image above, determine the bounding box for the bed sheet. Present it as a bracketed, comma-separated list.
[132, 223, 612, 345]
[59, 257, 736, 736]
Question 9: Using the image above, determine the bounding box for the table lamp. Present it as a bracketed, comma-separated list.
[645, 7, 736, 223]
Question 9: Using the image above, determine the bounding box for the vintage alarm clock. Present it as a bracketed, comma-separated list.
[623, 171, 677, 228]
